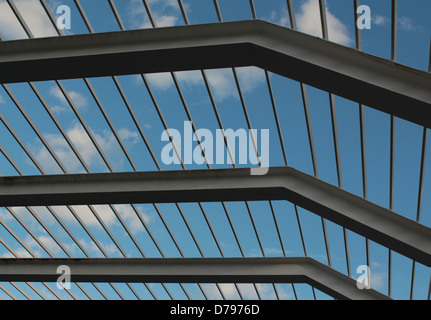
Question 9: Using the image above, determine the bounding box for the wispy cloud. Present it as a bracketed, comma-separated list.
[204, 67, 266, 101]
[398, 16, 421, 31]
[267, 6, 291, 27]
[373, 14, 421, 32]
[296, 0, 352, 46]
[128, 0, 180, 29]
[144, 67, 266, 102]
[49, 86, 88, 111]
[2, 247, 33, 258]
[118, 128, 140, 144]
[373, 14, 389, 26]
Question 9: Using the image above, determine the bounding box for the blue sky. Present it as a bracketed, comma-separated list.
[0, 0, 430, 300]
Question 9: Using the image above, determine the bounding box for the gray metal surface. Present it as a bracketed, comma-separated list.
[1, 20, 431, 128]
[1, 166, 430, 267]
[0, 257, 390, 300]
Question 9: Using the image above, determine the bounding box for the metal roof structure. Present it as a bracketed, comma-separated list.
[0, 0, 430, 300]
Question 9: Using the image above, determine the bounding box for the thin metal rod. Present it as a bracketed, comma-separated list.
[294, 205, 307, 256]
[10, 283, 31, 300]
[73, 0, 94, 33]
[265, 70, 288, 166]
[292, 283, 298, 300]
[83, 78, 138, 171]
[231, 68, 261, 164]
[300, 84, 318, 177]
[299, 83, 332, 267]
[6, 0, 34, 38]
[391, 0, 398, 61]
[244, 202, 266, 257]
[354, 0, 370, 271]
[107, 0, 126, 31]
[286, 0, 296, 29]
[318, 0, 329, 40]
[388, 114, 396, 298]
[221, 202, 245, 257]
[39, 0, 63, 36]
[0, 284, 17, 300]
[111, 77, 161, 170]
[55, 80, 114, 172]
[269, 201, 286, 257]
[141, 74, 185, 169]
[354, 0, 362, 51]
[410, 127, 428, 299]
[249, 0, 257, 19]
[177, 0, 189, 25]
[213, 0, 223, 22]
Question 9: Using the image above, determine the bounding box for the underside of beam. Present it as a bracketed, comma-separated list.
[1, 167, 430, 267]
[0, 257, 390, 300]
[0, 20, 430, 128]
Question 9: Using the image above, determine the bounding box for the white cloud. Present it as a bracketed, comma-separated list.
[146, 72, 174, 91]
[373, 14, 389, 26]
[216, 284, 239, 299]
[113, 204, 154, 234]
[148, 0, 179, 10]
[49, 86, 88, 111]
[78, 238, 103, 256]
[205, 67, 266, 101]
[70, 205, 105, 229]
[38, 235, 62, 255]
[129, 0, 180, 29]
[237, 284, 260, 299]
[34, 121, 139, 173]
[0, 208, 13, 221]
[146, 71, 202, 91]
[2, 248, 32, 258]
[176, 70, 204, 87]
[118, 128, 140, 144]
[143, 68, 265, 102]
[296, 0, 352, 46]
[267, 6, 290, 27]
[398, 16, 419, 31]
[146, 14, 178, 28]
[34, 131, 83, 173]
[65, 124, 106, 169]
[0, 0, 57, 39]
[371, 272, 387, 290]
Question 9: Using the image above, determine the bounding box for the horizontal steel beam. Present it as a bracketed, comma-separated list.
[1, 167, 430, 267]
[0, 20, 430, 128]
[0, 257, 389, 300]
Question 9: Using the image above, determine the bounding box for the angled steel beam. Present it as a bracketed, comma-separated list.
[0, 257, 390, 300]
[1, 21, 431, 128]
[0, 167, 430, 267]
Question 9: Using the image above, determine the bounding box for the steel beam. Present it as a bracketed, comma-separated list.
[1, 167, 430, 267]
[0, 257, 389, 300]
[0, 20, 430, 127]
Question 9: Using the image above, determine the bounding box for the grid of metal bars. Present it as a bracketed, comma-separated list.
[0, 0, 429, 300]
